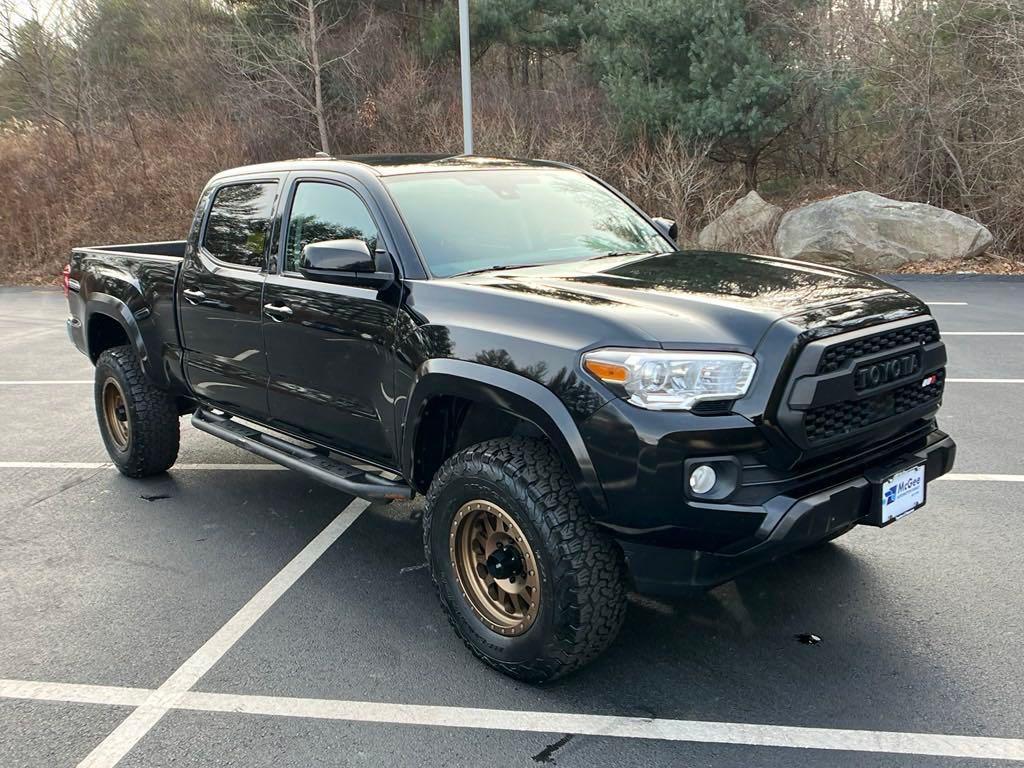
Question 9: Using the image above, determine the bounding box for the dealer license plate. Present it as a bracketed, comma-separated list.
[880, 464, 926, 524]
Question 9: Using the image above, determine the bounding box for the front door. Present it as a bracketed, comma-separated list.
[178, 178, 280, 420]
[262, 178, 400, 467]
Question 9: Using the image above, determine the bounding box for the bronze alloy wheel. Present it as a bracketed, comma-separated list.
[449, 499, 541, 636]
[101, 377, 131, 451]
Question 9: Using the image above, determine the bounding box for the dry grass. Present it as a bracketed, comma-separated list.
[343, 58, 731, 238]
[896, 252, 1024, 275]
[0, 114, 249, 285]
[2, 58, 1020, 285]
[0, 71, 736, 285]
[3, 2, 1024, 284]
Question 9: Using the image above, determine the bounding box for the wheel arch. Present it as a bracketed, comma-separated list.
[85, 294, 166, 387]
[401, 359, 608, 518]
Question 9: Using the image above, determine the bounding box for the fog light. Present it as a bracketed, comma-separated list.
[689, 464, 717, 494]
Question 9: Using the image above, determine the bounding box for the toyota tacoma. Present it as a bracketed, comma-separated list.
[64, 154, 956, 682]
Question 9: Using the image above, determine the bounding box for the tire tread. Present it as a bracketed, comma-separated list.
[423, 437, 626, 683]
[95, 345, 179, 477]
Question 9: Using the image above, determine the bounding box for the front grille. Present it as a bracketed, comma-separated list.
[805, 369, 945, 442]
[817, 321, 940, 374]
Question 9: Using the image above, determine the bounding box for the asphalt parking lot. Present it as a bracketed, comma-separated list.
[1, 277, 1023, 767]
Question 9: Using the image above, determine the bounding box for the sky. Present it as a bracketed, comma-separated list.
[7, 0, 60, 25]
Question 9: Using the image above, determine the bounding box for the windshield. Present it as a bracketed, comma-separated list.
[383, 168, 669, 277]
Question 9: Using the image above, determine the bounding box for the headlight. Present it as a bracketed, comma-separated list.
[582, 349, 756, 411]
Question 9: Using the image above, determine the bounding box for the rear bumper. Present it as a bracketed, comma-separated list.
[619, 431, 956, 594]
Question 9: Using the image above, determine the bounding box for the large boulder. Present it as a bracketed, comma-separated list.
[774, 191, 993, 271]
[698, 190, 782, 249]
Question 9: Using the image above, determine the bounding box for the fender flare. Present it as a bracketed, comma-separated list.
[401, 359, 608, 517]
[85, 294, 166, 388]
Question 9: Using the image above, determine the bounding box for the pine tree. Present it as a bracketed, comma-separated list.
[587, 0, 798, 189]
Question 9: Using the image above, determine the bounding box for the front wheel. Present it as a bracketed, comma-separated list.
[423, 438, 627, 683]
[94, 345, 180, 477]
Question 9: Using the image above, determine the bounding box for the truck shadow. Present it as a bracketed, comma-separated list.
[211, 494, 965, 736]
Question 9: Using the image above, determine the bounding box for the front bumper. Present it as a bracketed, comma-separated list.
[617, 431, 955, 594]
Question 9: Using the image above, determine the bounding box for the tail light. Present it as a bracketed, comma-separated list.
[61, 264, 71, 298]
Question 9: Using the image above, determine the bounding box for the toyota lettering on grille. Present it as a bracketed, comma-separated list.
[854, 353, 920, 391]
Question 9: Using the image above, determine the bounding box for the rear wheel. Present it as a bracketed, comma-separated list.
[423, 437, 627, 683]
[94, 345, 179, 477]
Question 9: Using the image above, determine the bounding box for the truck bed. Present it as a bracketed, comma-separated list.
[67, 240, 187, 390]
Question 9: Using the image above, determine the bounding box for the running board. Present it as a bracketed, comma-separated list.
[191, 409, 413, 501]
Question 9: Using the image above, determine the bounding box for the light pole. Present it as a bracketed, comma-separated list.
[458, 0, 473, 155]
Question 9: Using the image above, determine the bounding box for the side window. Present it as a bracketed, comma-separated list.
[284, 182, 379, 273]
[202, 182, 278, 268]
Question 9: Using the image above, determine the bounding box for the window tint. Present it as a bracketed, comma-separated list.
[202, 182, 277, 268]
[285, 182, 379, 273]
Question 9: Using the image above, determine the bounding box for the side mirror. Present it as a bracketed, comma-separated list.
[652, 217, 679, 242]
[299, 239, 395, 289]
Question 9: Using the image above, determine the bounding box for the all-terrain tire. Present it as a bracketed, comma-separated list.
[94, 345, 179, 477]
[423, 437, 627, 683]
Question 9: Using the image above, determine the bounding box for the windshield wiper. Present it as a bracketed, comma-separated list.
[587, 250, 661, 260]
[450, 251, 662, 278]
[449, 263, 546, 278]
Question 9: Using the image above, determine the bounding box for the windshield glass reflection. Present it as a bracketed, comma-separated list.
[383, 169, 667, 277]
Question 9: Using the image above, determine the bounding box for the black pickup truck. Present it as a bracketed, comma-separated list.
[65, 154, 955, 682]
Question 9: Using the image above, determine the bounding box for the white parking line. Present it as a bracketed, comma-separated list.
[940, 474, 1024, 482]
[0, 679, 151, 707]
[0, 462, 285, 470]
[0, 315, 64, 326]
[948, 379, 1024, 384]
[926, 301, 968, 306]
[75, 498, 369, 768]
[1, 678, 1021, 761]
[0, 380, 92, 385]
[943, 332, 1024, 336]
[0, 325, 64, 342]
[0, 462, 111, 469]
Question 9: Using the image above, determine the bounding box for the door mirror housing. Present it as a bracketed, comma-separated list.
[299, 239, 395, 288]
[652, 217, 679, 242]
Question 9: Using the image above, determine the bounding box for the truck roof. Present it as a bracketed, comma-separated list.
[209, 154, 570, 182]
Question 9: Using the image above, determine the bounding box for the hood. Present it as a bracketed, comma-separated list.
[452, 251, 928, 349]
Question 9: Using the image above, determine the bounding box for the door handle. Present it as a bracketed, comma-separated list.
[263, 303, 293, 319]
[182, 288, 206, 304]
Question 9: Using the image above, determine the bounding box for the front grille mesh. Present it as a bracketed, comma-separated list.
[805, 369, 945, 442]
[817, 321, 940, 374]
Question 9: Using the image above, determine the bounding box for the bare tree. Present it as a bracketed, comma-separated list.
[228, 0, 376, 154]
[0, 0, 91, 151]
[854, 2, 1023, 229]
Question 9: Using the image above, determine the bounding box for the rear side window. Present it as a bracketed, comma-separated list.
[202, 182, 278, 268]
[284, 182, 379, 273]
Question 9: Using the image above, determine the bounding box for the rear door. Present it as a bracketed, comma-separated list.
[178, 176, 282, 420]
[262, 174, 401, 468]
